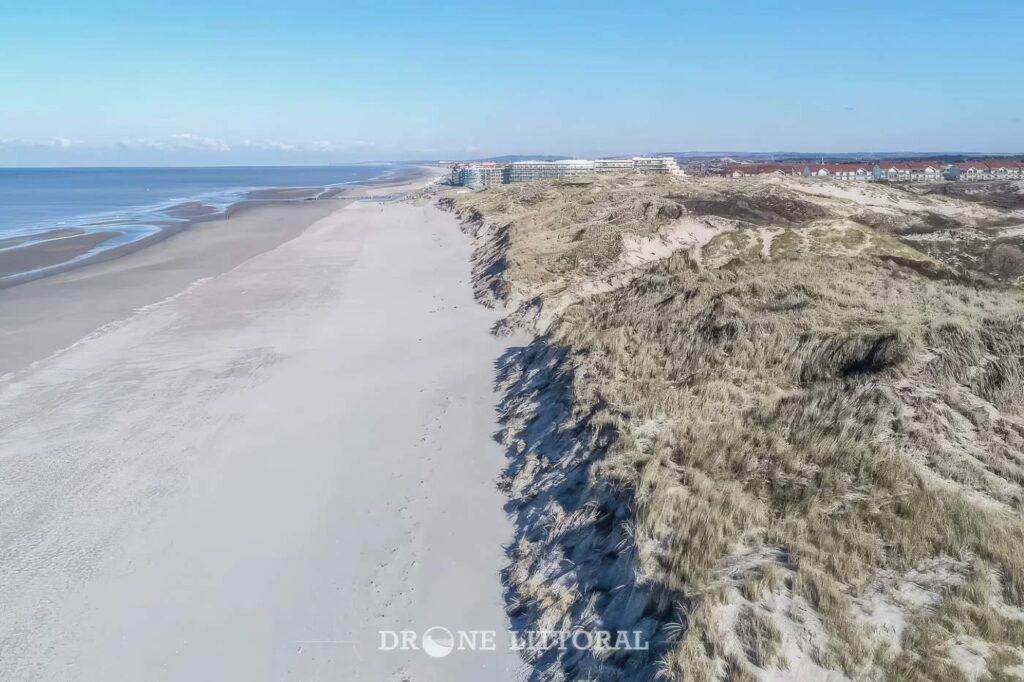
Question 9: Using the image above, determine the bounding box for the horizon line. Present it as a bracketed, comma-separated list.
[4, 150, 1024, 170]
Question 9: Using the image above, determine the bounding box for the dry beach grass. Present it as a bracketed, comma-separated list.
[443, 173, 1024, 680]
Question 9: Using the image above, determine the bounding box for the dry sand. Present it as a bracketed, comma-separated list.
[0, 201, 338, 377]
[0, 182, 522, 680]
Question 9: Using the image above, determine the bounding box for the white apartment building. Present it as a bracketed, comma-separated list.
[452, 163, 507, 188]
[506, 159, 596, 182]
[452, 156, 681, 187]
[594, 158, 634, 172]
[631, 156, 680, 173]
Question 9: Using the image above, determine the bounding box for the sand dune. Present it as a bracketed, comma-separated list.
[447, 174, 1024, 680]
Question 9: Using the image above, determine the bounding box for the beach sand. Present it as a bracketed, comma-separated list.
[0, 201, 336, 377]
[0, 180, 521, 679]
[0, 169, 432, 378]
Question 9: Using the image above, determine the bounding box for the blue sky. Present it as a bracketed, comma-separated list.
[2, 0, 1023, 165]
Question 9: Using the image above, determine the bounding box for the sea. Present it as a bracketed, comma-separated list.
[0, 165, 396, 278]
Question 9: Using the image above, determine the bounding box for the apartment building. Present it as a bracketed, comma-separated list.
[506, 159, 596, 182]
[594, 158, 634, 172]
[451, 163, 507, 188]
[630, 156, 680, 173]
[451, 156, 681, 187]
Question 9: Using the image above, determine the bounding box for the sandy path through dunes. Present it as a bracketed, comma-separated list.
[0, 195, 521, 680]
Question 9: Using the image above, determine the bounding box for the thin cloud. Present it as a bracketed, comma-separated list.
[117, 137, 173, 150]
[241, 139, 299, 151]
[0, 137, 82, 149]
[2, 135, 387, 154]
[0, 135, 406, 160]
[170, 133, 231, 152]
[305, 140, 376, 152]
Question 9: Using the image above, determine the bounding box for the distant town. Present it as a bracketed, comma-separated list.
[719, 159, 1024, 182]
[446, 155, 1024, 187]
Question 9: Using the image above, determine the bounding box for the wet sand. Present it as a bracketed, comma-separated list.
[0, 176, 522, 680]
[0, 230, 123, 278]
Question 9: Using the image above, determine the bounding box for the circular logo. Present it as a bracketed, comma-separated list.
[421, 626, 455, 658]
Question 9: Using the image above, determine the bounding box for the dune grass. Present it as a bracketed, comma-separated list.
[446, 174, 1024, 680]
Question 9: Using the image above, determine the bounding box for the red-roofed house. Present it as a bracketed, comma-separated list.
[946, 161, 1024, 181]
[958, 162, 992, 180]
[991, 161, 1024, 179]
[801, 163, 873, 180]
[887, 163, 941, 182]
[727, 163, 801, 178]
[723, 158, 1022, 183]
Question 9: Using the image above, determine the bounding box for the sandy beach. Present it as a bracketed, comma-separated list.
[0, 169, 429, 378]
[0, 166, 414, 291]
[0, 177, 521, 679]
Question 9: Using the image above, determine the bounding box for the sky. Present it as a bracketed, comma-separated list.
[2, 0, 1023, 165]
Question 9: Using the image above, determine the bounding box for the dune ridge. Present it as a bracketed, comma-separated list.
[443, 174, 1024, 680]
